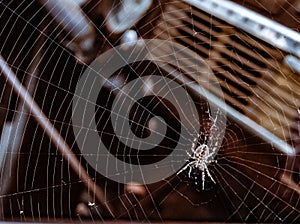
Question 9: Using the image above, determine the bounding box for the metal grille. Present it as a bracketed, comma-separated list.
[145, 0, 300, 145]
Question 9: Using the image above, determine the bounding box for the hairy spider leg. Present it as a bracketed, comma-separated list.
[205, 165, 216, 184]
[202, 170, 205, 190]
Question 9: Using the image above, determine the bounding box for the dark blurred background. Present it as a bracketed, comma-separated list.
[0, 0, 300, 222]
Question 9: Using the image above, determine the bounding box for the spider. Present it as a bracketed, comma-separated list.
[177, 134, 217, 190]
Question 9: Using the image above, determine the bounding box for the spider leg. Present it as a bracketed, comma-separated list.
[192, 136, 198, 149]
[192, 138, 197, 149]
[177, 161, 197, 178]
[177, 163, 190, 175]
[177, 161, 195, 175]
[188, 166, 193, 177]
[207, 151, 215, 158]
[202, 170, 205, 190]
[192, 141, 196, 150]
[204, 134, 207, 142]
[186, 151, 192, 158]
[206, 154, 215, 163]
[205, 167, 216, 184]
[207, 148, 219, 162]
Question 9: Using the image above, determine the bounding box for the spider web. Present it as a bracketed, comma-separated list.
[0, 0, 300, 223]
